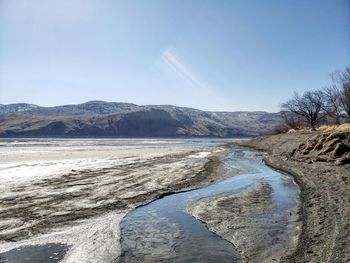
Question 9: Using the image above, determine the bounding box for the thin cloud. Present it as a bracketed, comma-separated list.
[161, 49, 211, 92]
[159, 48, 236, 111]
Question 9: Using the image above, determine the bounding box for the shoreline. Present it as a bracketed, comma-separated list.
[2, 134, 348, 262]
[234, 132, 350, 262]
[187, 147, 302, 262]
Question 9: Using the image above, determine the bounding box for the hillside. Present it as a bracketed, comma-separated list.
[0, 103, 39, 115]
[0, 101, 282, 137]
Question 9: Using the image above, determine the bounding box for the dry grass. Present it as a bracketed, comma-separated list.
[286, 123, 350, 134]
[287, 127, 312, 133]
[317, 123, 350, 133]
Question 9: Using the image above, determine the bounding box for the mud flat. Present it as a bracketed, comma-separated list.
[0, 139, 228, 263]
[188, 183, 299, 263]
[235, 132, 350, 263]
[186, 149, 301, 263]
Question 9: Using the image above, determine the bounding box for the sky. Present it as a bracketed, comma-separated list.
[0, 0, 349, 112]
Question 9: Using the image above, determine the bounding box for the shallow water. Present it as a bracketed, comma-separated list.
[0, 243, 69, 263]
[119, 148, 300, 262]
[0, 138, 237, 148]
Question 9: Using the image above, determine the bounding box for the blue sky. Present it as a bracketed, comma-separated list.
[0, 0, 349, 112]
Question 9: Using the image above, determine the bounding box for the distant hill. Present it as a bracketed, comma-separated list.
[0, 101, 283, 138]
[0, 103, 39, 115]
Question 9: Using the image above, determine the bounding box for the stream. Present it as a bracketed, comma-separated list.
[119, 148, 300, 262]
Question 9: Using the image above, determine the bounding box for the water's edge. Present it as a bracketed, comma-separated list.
[119, 148, 301, 262]
[0, 144, 301, 263]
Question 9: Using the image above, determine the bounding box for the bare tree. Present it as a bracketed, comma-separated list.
[342, 85, 350, 121]
[280, 111, 304, 129]
[321, 85, 343, 124]
[332, 65, 350, 121]
[281, 91, 325, 130]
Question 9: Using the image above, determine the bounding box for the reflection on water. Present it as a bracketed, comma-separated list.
[0, 138, 238, 148]
[120, 148, 300, 262]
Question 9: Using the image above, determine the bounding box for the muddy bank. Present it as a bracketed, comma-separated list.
[0, 140, 227, 263]
[188, 182, 299, 262]
[119, 147, 301, 263]
[235, 132, 350, 263]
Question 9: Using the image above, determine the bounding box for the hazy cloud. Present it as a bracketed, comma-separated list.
[161, 49, 212, 92]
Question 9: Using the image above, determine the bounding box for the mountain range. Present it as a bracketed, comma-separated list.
[0, 101, 283, 138]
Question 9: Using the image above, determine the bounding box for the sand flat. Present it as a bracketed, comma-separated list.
[0, 139, 225, 262]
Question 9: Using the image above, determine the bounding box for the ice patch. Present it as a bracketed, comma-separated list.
[188, 152, 211, 159]
[0, 155, 161, 189]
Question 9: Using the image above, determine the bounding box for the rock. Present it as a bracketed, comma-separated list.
[315, 156, 327, 162]
[315, 141, 324, 150]
[319, 138, 341, 155]
[325, 132, 349, 142]
[331, 143, 350, 159]
[335, 153, 350, 165]
[305, 144, 315, 152]
[302, 150, 310, 155]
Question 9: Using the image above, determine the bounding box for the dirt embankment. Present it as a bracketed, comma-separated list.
[236, 131, 350, 263]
